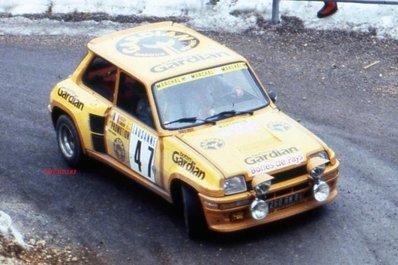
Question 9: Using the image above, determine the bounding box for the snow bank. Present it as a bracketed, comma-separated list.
[0, 0, 397, 39]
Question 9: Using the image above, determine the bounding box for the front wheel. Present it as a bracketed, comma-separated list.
[181, 185, 208, 239]
[55, 115, 83, 167]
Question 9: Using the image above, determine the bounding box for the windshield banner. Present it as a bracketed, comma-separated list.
[155, 62, 247, 90]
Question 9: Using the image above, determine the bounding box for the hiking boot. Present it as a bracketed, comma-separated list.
[317, 2, 338, 18]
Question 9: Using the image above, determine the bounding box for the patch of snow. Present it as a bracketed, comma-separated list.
[0, 17, 138, 36]
[0, 211, 29, 249]
[0, 1, 397, 38]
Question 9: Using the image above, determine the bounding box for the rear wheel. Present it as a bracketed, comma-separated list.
[56, 115, 83, 167]
[181, 185, 208, 239]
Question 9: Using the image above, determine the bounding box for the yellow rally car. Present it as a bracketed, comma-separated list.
[48, 21, 339, 238]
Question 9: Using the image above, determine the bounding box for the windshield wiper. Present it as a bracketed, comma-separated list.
[164, 116, 216, 126]
[204, 109, 254, 122]
[164, 117, 198, 126]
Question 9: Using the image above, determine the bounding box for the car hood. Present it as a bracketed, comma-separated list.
[177, 109, 324, 178]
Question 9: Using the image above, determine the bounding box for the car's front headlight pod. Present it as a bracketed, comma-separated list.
[249, 173, 274, 220]
[223, 175, 247, 195]
[307, 153, 330, 181]
[308, 152, 331, 201]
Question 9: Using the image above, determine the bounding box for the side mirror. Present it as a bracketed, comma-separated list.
[269, 90, 277, 103]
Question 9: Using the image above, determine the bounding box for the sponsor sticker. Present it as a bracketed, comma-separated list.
[57, 87, 84, 111]
[112, 112, 127, 127]
[113, 138, 125, 162]
[245, 147, 305, 176]
[150, 51, 230, 73]
[109, 113, 130, 139]
[200, 138, 225, 150]
[267, 121, 291, 132]
[248, 153, 305, 176]
[116, 30, 200, 57]
[154, 62, 247, 90]
[172, 151, 205, 180]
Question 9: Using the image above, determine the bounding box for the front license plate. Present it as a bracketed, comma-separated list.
[268, 192, 305, 211]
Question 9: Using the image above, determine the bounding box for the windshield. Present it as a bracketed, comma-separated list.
[152, 62, 269, 130]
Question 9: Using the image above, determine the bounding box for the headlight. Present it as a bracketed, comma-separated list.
[223, 175, 247, 195]
[313, 181, 330, 202]
[250, 199, 269, 220]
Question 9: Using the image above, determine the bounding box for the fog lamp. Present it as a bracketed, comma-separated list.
[250, 199, 269, 220]
[313, 181, 330, 202]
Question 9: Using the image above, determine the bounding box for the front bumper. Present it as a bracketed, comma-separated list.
[199, 161, 340, 233]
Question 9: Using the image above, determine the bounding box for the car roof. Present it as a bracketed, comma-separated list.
[87, 21, 246, 86]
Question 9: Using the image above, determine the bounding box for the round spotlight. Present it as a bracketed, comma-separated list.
[310, 166, 325, 179]
[254, 180, 271, 196]
[250, 199, 269, 220]
[313, 181, 330, 202]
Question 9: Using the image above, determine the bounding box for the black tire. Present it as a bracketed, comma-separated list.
[55, 115, 83, 167]
[181, 185, 208, 239]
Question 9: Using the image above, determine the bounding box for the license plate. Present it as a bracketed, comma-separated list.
[268, 192, 305, 211]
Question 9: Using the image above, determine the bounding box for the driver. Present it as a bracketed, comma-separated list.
[197, 75, 244, 117]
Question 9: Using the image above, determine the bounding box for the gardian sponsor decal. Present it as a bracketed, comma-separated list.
[172, 151, 205, 180]
[151, 51, 230, 74]
[245, 147, 305, 176]
[57, 87, 84, 110]
[116, 30, 199, 57]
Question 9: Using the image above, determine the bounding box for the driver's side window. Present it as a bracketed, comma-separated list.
[117, 73, 155, 128]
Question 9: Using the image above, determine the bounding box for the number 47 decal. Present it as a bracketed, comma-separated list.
[129, 125, 158, 183]
[133, 140, 154, 177]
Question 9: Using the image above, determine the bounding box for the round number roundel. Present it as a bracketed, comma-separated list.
[116, 30, 200, 57]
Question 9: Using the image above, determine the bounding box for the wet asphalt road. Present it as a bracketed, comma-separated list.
[0, 26, 397, 265]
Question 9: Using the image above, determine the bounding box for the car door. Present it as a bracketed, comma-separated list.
[104, 72, 161, 185]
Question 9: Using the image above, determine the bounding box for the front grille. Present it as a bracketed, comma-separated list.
[271, 165, 307, 184]
[246, 165, 308, 190]
[250, 165, 312, 211]
[246, 165, 337, 213]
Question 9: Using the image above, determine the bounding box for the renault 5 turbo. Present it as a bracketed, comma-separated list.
[48, 21, 339, 238]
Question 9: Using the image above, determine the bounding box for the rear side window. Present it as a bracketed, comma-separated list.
[82, 56, 117, 102]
